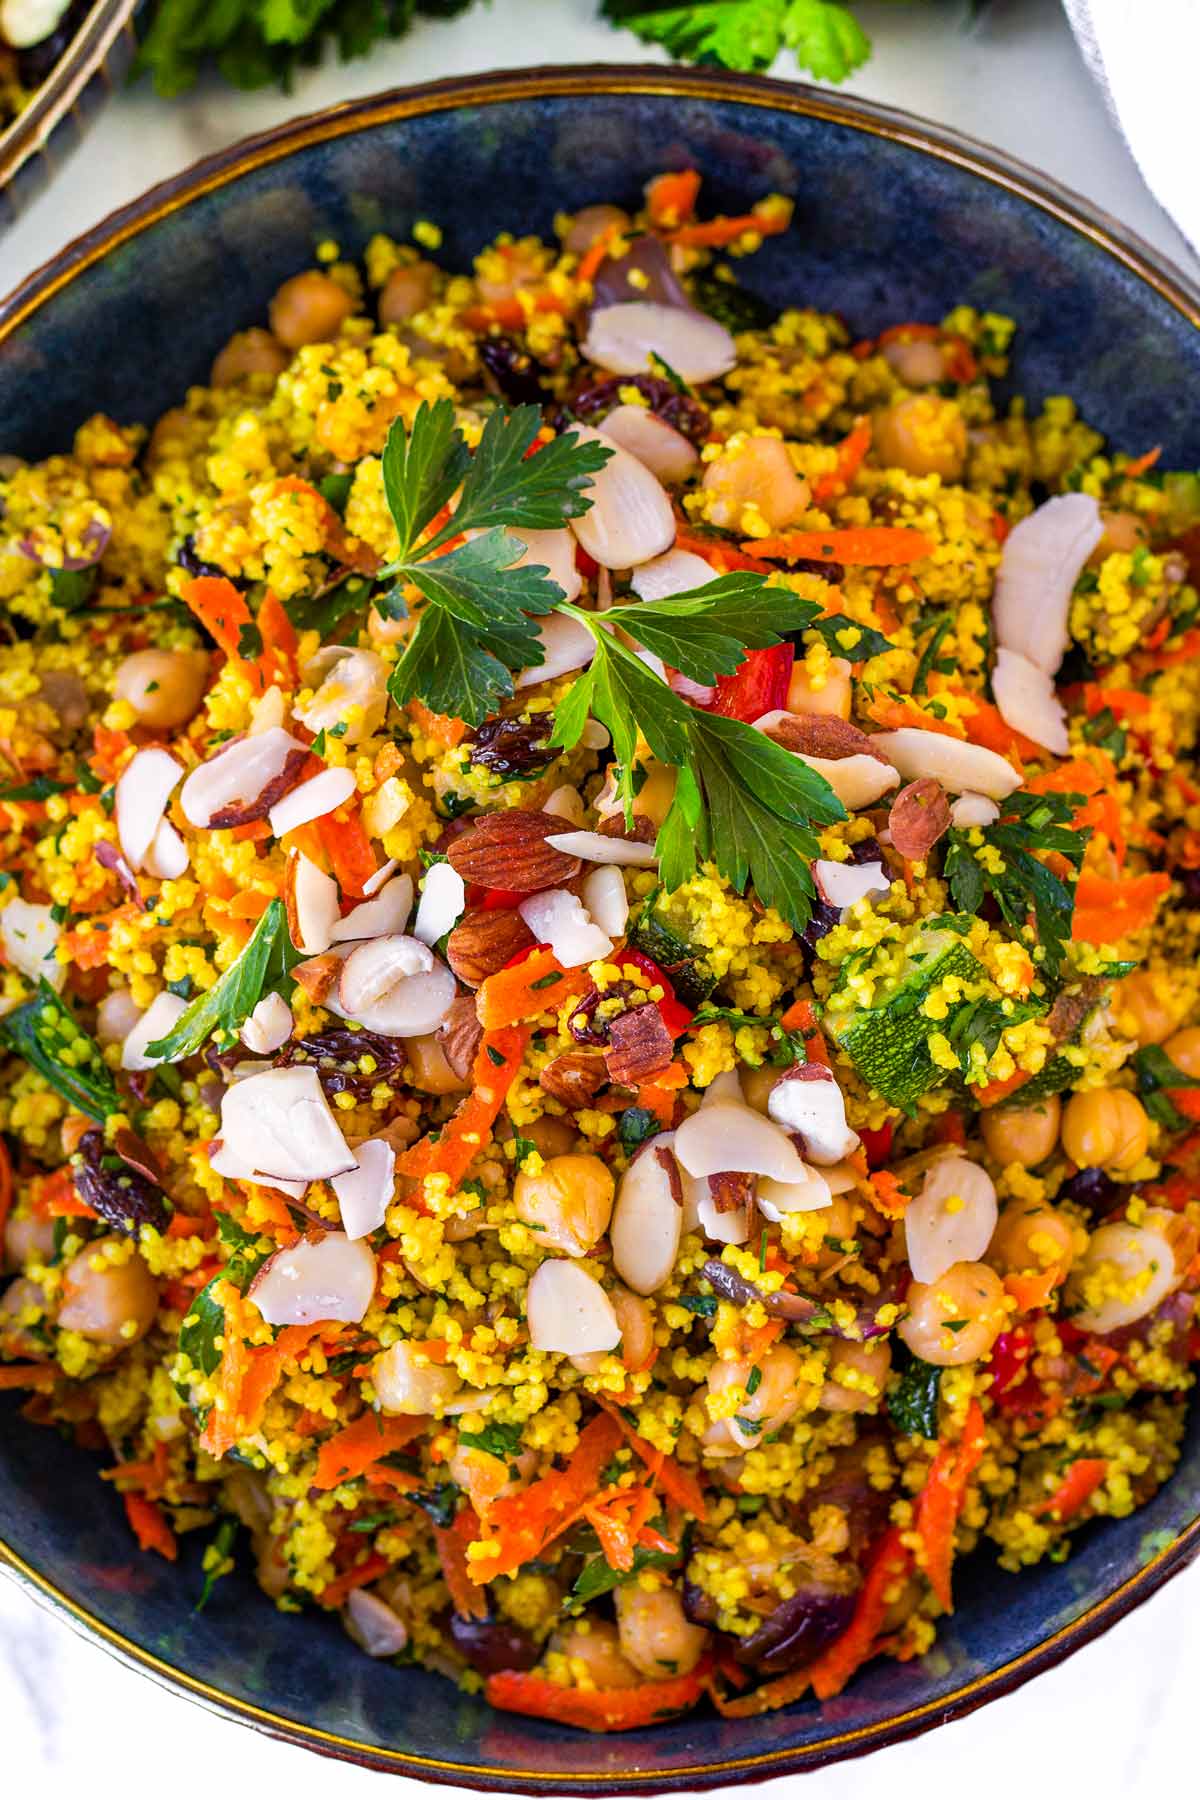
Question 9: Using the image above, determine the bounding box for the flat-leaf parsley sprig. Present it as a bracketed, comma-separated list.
[378, 406, 848, 929]
[944, 786, 1088, 978]
[550, 587, 847, 929]
[381, 401, 611, 726]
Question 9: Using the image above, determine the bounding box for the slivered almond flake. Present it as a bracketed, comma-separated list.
[611, 1140, 683, 1295]
[437, 994, 484, 1079]
[249, 1232, 377, 1327]
[888, 777, 952, 862]
[604, 1002, 674, 1086]
[767, 1065, 860, 1165]
[446, 908, 535, 987]
[292, 951, 345, 1004]
[545, 828, 657, 867]
[220, 1065, 357, 1183]
[446, 809, 583, 892]
[268, 765, 356, 837]
[181, 728, 309, 830]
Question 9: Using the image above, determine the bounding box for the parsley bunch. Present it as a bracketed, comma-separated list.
[601, 0, 871, 81]
[944, 787, 1088, 979]
[378, 404, 847, 929]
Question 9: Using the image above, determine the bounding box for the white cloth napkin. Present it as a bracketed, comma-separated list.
[1063, 0, 1200, 257]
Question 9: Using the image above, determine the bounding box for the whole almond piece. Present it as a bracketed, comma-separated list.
[888, 777, 951, 861]
[446, 808, 583, 892]
[539, 1048, 608, 1108]
[437, 994, 484, 1079]
[763, 714, 889, 763]
[446, 908, 536, 987]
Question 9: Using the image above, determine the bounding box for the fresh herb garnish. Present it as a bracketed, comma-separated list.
[945, 786, 1087, 977]
[0, 774, 71, 802]
[146, 898, 294, 1061]
[603, 0, 871, 82]
[178, 1214, 271, 1388]
[1133, 1044, 1200, 1132]
[567, 1522, 681, 1611]
[808, 612, 897, 660]
[0, 979, 119, 1120]
[888, 1350, 942, 1438]
[617, 1106, 661, 1153]
[284, 572, 374, 638]
[675, 1293, 718, 1318]
[456, 1421, 524, 1460]
[550, 595, 845, 929]
[195, 1516, 239, 1612]
[381, 401, 611, 727]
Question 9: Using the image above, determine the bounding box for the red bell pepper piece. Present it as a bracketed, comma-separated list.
[700, 643, 794, 722]
[858, 1121, 893, 1168]
[618, 947, 694, 1038]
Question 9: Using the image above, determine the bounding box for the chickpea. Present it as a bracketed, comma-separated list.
[787, 655, 853, 720]
[615, 1582, 709, 1678]
[898, 1260, 1007, 1366]
[373, 1341, 462, 1414]
[113, 647, 208, 730]
[476, 241, 547, 307]
[1163, 1026, 1200, 1079]
[882, 337, 947, 387]
[57, 1238, 159, 1347]
[1061, 1088, 1150, 1171]
[708, 1344, 809, 1450]
[821, 1336, 892, 1413]
[550, 1619, 639, 1688]
[701, 435, 811, 533]
[209, 327, 288, 387]
[514, 1153, 614, 1257]
[96, 986, 142, 1045]
[1066, 1218, 1178, 1333]
[814, 1192, 861, 1272]
[3, 1209, 56, 1271]
[572, 1283, 654, 1375]
[407, 1032, 470, 1096]
[979, 1094, 1061, 1168]
[1089, 507, 1148, 564]
[0, 1276, 47, 1354]
[872, 393, 967, 481]
[497, 1112, 578, 1160]
[379, 261, 438, 325]
[1113, 969, 1177, 1046]
[268, 270, 355, 350]
[565, 203, 631, 257]
[988, 1201, 1076, 1282]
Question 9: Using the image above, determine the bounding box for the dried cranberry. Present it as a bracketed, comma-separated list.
[1058, 1165, 1120, 1217]
[734, 1584, 857, 1673]
[567, 981, 635, 1046]
[277, 1029, 409, 1098]
[448, 1613, 540, 1675]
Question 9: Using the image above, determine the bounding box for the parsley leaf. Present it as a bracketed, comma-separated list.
[808, 613, 897, 660]
[1133, 1044, 1200, 1132]
[551, 606, 845, 930]
[145, 899, 290, 1061]
[381, 404, 611, 727]
[0, 979, 119, 1121]
[945, 787, 1087, 979]
[888, 1351, 943, 1437]
[457, 1421, 524, 1459]
[603, 0, 871, 81]
[0, 775, 70, 802]
[614, 573, 821, 684]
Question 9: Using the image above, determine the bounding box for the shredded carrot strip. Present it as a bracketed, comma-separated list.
[313, 1411, 429, 1490]
[0, 1362, 57, 1390]
[316, 804, 378, 899]
[435, 1507, 489, 1619]
[486, 1663, 709, 1731]
[60, 903, 144, 970]
[1004, 1269, 1062, 1313]
[666, 201, 791, 247]
[1034, 1457, 1108, 1520]
[575, 223, 621, 287]
[778, 997, 831, 1066]
[0, 1138, 12, 1248]
[257, 589, 298, 683]
[975, 1067, 1034, 1109]
[869, 1169, 910, 1220]
[645, 168, 702, 228]
[1072, 871, 1171, 943]
[811, 416, 872, 504]
[475, 950, 589, 1030]
[958, 697, 1042, 764]
[317, 1552, 390, 1610]
[181, 575, 267, 693]
[599, 1399, 708, 1520]
[468, 1412, 624, 1582]
[123, 1493, 178, 1561]
[1123, 445, 1161, 478]
[400, 1025, 528, 1204]
[672, 527, 773, 575]
[408, 698, 466, 749]
[747, 527, 934, 566]
[863, 692, 964, 740]
[914, 1398, 987, 1611]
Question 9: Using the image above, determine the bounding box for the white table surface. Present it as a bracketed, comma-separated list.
[3, 2, 1197, 1795]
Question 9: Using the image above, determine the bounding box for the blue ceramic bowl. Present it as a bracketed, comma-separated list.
[2, 65, 1200, 1791]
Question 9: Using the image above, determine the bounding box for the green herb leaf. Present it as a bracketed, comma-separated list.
[0, 979, 119, 1120]
[284, 572, 374, 638]
[615, 573, 820, 685]
[603, 0, 870, 82]
[457, 1421, 525, 1459]
[808, 613, 897, 660]
[0, 774, 71, 802]
[382, 396, 472, 561]
[946, 787, 1086, 978]
[888, 1351, 942, 1438]
[567, 1524, 681, 1611]
[178, 1215, 272, 1384]
[195, 1516, 239, 1612]
[146, 899, 288, 1061]
[1133, 1044, 1200, 1131]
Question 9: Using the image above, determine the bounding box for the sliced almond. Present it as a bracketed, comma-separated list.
[992, 648, 1069, 755]
[518, 888, 613, 969]
[813, 858, 891, 911]
[412, 862, 467, 947]
[630, 548, 715, 603]
[331, 1138, 396, 1240]
[292, 951, 346, 1004]
[767, 1065, 860, 1166]
[0, 897, 64, 991]
[248, 1231, 377, 1326]
[949, 791, 1000, 829]
[869, 728, 1021, 800]
[526, 1260, 621, 1355]
[219, 1064, 357, 1183]
[331, 935, 457, 1037]
[887, 777, 952, 862]
[708, 1169, 756, 1214]
[611, 1141, 683, 1295]
[115, 748, 183, 871]
[143, 818, 189, 880]
[446, 908, 535, 987]
[240, 992, 294, 1055]
[514, 609, 595, 689]
[599, 404, 698, 483]
[904, 1155, 997, 1284]
[565, 425, 676, 570]
[180, 728, 309, 830]
[583, 303, 736, 385]
[992, 492, 1102, 674]
[120, 991, 187, 1070]
[437, 994, 484, 1079]
[338, 933, 430, 1011]
[284, 849, 340, 955]
[756, 1169, 833, 1222]
[330, 873, 414, 944]
[268, 766, 357, 838]
[797, 752, 900, 810]
[545, 828, 658, 868]
[580, 865, 629, 937]
[446, 809, 583, 892]
[539, 1048, 608, 1107]
[674, 1101, 808, 1184]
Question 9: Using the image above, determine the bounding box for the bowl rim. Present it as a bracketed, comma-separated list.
[3, 59, 1200, 1790]
[0, 0, 139, 199]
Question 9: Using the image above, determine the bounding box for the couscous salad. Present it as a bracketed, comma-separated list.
[3, 171, 1200, 1730]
